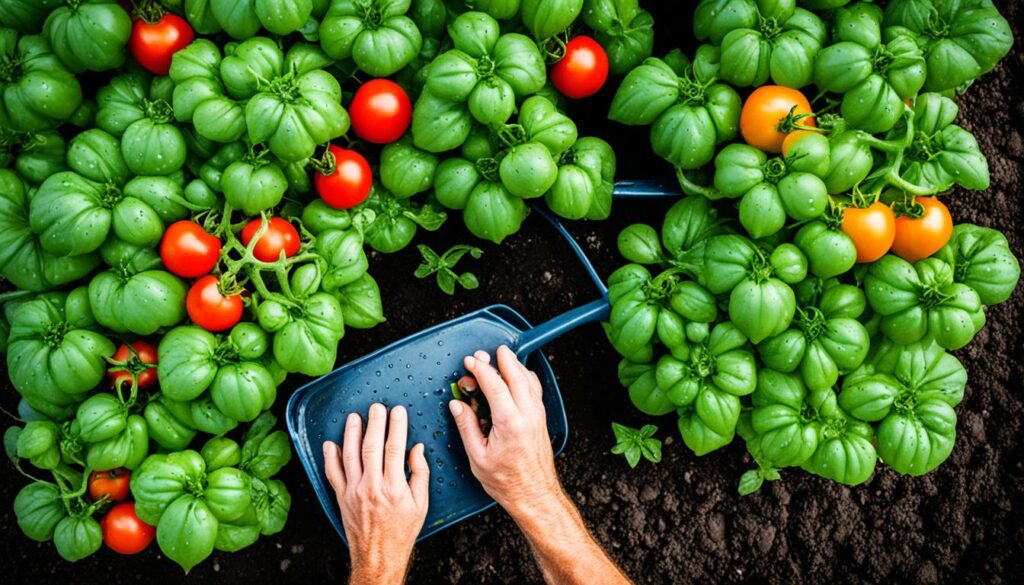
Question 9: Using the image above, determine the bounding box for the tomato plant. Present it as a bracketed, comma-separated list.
[101, 502, 155, 555]
[315, 145, 373, 210]
[161, 221, 222, 279]
[740, 86, 815, 153]
[892, 197, 953, 262]
[186, 275, 244, 332]
[108, 341, 159, 389]
[241, 218, 301, 262]
[349, 79, 412, 144]
[88, 469, 131, 503]
[842, 201, 896, 263]
[129, 14, 194, 76]
[551, 36, 610, 99]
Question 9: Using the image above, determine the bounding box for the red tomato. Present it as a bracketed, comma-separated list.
[241, 217, 301, 262]
[187, 275, 244, 332]
[551, 36, 609, 99]
[161, 220, 222, 278]
[88, 469, 131, 503]
[108, 341, 159, 389]
[841, 201, 896, 263]
[892, 197, 953, 262]
[102, 503, 155, 555]
[740, 86, 815, 153]
[315, 145, 373, 209]
[129, 14, 194, 76]
[349, 79, 412, 143]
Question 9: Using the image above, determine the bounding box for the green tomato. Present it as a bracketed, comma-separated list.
[169, 42, 247, 143]
[518, 95, 578, 156]
[865, 255, 984, 349]
[750, 369, 820, 468]
[76, 393, 127, 443]
[302, 199, 351, 235]
[770, 244, 808, 284]
[935, 224, 1021, 306]
[1, 129, 68, 184]
[463, 181, 527, 244]
[317, 227, 369, 291]
[205, 467, 252, 522]
[895, 93, 989, 193]
[185, 0, 222, 35]
[822, 130, 873, 194]
[546, 136, 616, 221]
[520, 0, 584, 39]
[210, 361, 276, 422]
[130, 453, 191, 525]
[157, 494, 219, 573]
[320, 0, 422, 76]
[335, 273, 386, 329]
[254, 0, 314, 35]
[500, 142, 558, 199]
[240, 430, 292, 479]
[201, 437, 243, 471]
[883, 0, 1012, 92]
[253, 478, 291, 535]
[798, 389, 877, 485]
[433, 157, 480, 211]
[272, 293, 345, 376]
[0, 0, 65, 34]
[85, 413, 148, 471]
[794, 220, 857, 280]
[229, 322, 269, 360]
[412, 89, 472, 153]
[617, 224, 663, 265]
[53, 515, 102, 562]
[380, 139, 439, 198]
[584, 0, 654, 75]
[145, 397, 197, 451]
[121, 117, 187, 176]
[758, 306, 870, 392]
[16, 420, 60, 469]
[191, 396, 239, 436]
[44, 0, 131, 73]
[158, 326, 220, 402]
[222, 158, 288, 215]
[6, 293, 115, 420]
[0, 30, 83, 132]
[14, 481, 66, 542]
[88, 265, 186, 335]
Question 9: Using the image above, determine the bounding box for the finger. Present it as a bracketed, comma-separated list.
[496, 345, 533, 406]
[323, 441, 347, 496]
[464, 353, 516, 418]
[455, 375, 478, 392]
[361, 403, 388, 483]
[473, 350, 491, 365]
[384, 406, 409, 487]
[449, 399, 486, 461]
[408, 443, 430, 511]
[528, 370, 544, 400]
[342, 413, 363, 486]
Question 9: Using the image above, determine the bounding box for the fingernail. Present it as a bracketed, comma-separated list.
[347, 412, 359, 424]
[465, 356, 477, 368]
[392, 405, 406, 420]
[474, 350, 488, 361]
[449, 400, 464, 416]
[370, 403, 385, 416]
[322, 442, 332, 455]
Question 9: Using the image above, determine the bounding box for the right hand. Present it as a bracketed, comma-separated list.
[448, 345, 562, 516]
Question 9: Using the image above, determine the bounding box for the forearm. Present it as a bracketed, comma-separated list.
[349, 551, 411, 585]
[509, 489, 632, 585]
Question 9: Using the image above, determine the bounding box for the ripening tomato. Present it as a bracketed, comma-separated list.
[551, 36, 609, 99]
[241, 217, 301, 262]
[102, 503, 155, 555]
[891, 197, 953, 262]
[108, 341, 159, 389]
[842, 201, 896, 263]
[741, 86, 815, 153]
[161, 220, 222, 278]
[316, 145, 373, 209]
[187, 275, 244, 332]
[89, 469, 131, 503]
[129, 14, 194, 76]
[349, 79, 412, 143]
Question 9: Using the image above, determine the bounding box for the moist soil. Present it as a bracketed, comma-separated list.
[2, 3, 1024, 584]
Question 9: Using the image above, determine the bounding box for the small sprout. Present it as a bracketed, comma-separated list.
[415, 244, 483, 295]
[610, 423, 662, 468]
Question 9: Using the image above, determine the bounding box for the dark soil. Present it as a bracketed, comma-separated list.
[3, 2, 1024, 584]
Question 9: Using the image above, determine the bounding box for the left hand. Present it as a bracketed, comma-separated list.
[323, 404, 430, 583]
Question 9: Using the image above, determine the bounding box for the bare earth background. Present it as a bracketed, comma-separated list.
[2, 2, 1022, 583]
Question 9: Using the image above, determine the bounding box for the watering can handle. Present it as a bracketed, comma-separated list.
[515, 298, 610, 358]
[612, 179, 684, 198]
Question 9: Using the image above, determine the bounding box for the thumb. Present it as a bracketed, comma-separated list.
[408, 443, 430, 511]
[449, 399, 486, 461]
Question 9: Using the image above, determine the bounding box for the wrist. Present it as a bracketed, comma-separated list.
[503, 479, 574, 531]
[349, 546, 412, 585]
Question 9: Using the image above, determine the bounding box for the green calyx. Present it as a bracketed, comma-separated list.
[872, 45, 895, 76]
[892, 387, 918, 415]
[688, 345, 715, 379]
[357, 0, 383, 29]
[796, 306, 827, 341]
[266, 74, 301, 103]
[756, 14, 784, 42]
[143, 98, 175, 124]
[100, 183, 126, 209]
[676, 72, 714, 107]
[42, 321, 71, 348]
[918, 283, 950, 310]
[476, 157, 500, 182]
[496, 124, 527, 148]
[820, 415, 849, 441]
[475, 54, 497, 78]
[907, 131, 938, 163]
[799, 401, 820, 425]
[762, 157, 788, 184]
[642, 270, 680, 303]
[0, 54, 21, 84]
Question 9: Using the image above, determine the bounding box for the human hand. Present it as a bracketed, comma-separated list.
[323, 404, 429, 584]
[448, 345, 562, 518]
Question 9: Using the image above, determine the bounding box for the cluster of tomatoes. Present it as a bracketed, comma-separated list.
[738, 86, 953, 265]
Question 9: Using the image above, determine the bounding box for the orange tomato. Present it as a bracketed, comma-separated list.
[891, 197, 953, 262]
[740, 86, 815, 153]
[781, 130, 815, 158]
[842, 201, 896, 263]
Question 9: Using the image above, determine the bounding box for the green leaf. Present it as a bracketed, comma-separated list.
[414, 263, 436, 279]
[437, 270, 457, 295]
[611, 422, 636, 443]
[444, 244, 484, 265]
[458, 272, 479, 290]
[417, 244, 442, 266]
[641, 438, 662, 463]
[738, 469, 764, 495]
[624, 446, 641, 468]
[764, 468, 781, 481]
[405, 202, 447, 231]
[640, 424, 658, 438]
[610, 443, 628, 455]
